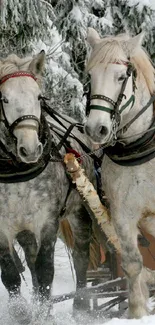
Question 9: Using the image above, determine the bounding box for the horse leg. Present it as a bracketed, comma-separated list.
[0, 243, 32, 324]
[35, 219, 59, 301]
[17, 230, 38, 292]
[114, 217, 149, 318]
[0, 246, 21, 296]
[139, 217, 155, 287]
[68, 206, 92, 312]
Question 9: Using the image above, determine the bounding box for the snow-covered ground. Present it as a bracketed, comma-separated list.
[0, 238, 155, 325]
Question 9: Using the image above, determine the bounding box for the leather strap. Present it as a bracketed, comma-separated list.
[0, 71, 37, 85]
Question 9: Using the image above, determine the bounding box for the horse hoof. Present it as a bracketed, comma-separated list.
[73, 308, 91, 325]
[8, 295, 32, 324]
[73, 296, 90, 312]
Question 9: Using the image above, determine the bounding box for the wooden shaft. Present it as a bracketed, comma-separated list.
[64, 153, 121, 253]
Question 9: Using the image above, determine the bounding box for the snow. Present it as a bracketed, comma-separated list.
[70, 5, 83, 22]
[104, 317, 155, 325]
[0, 238, 155, 325]
[149, 0, 155, 10]
[127, 0, 155, 11]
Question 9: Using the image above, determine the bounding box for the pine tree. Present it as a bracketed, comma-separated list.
[0, 0, 52, 56]
[110, 0, 155, 63]
[50, 0, 113, 120]
[54, 0, 112, 84]
[0, 0, 155, 121]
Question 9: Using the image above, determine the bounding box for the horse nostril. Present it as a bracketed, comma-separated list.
[37, 143, 43, 156]
[19, 146, 28, 157]
[85, 125, 91, 137]
[99, 125, 108, 136]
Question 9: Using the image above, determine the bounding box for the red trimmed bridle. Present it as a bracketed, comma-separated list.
[0, 71, 40, 137]
[0, 71, 37, 85]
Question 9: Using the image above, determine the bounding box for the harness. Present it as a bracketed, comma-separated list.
[86, 60, 155, 166]
[0, 70, 149, 248]
[0, 72, 53, 182]
[0, 112, 51, 183]
[106, 121, 155, 166]
[0, 71, 101, 186]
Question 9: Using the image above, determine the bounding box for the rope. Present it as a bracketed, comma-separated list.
[49, 123, 155, 163]
[49, 138, 109, 163]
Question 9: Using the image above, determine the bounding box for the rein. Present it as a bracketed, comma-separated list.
[41, 99, 84, 151]
[118, 94, 155, 135]
[41, 99, 103, 165]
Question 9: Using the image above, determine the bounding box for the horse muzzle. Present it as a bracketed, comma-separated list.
[85, 122, 109, 144]
[17, 141, 43, 163]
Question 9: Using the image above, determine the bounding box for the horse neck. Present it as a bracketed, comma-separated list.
[119, 79, 154, 144]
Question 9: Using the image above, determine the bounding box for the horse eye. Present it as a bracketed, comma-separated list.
[38, 95, 49, 101]
[118, 74, 126, 82]
[3, 97, 9, 104]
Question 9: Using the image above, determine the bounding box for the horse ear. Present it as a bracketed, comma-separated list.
[127, 32, 145, 56]
[87, 28, 101, 48]
[28, 50, 45, 76]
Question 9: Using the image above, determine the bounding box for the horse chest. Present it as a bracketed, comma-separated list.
[0, 164, 69, 241]
[0, 183, 50, 215]
[102, 156, 155, 217]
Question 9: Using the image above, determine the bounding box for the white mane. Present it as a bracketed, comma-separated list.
[86, 34, 155, 94]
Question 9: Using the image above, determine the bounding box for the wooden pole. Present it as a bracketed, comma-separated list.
[64, 153, 121, 253]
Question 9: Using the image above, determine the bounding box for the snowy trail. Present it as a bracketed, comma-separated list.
[0, 239, 155, 325]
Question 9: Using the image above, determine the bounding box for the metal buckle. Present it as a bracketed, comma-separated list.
[110, 117, 119, 146]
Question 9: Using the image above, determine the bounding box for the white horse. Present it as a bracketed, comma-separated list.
[0, 52, 95, 324]
[85, 28, 155, 318]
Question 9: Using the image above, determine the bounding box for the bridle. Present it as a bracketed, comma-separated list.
[0, 71, 52, 172]
[0, 71, 41, 139]
[86, 60, 137, 140]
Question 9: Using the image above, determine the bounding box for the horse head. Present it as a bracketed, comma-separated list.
[0, 51, 45, 163]
[84, 28, 154, 145]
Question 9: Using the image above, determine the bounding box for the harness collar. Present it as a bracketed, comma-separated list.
[0, 71, 37, 85]
[105, 110, 155, 166]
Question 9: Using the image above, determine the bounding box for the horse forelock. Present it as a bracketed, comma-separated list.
[0, 54, 32, 78]
[86, 33, 155, 95]
[86, 38, 126, 71]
